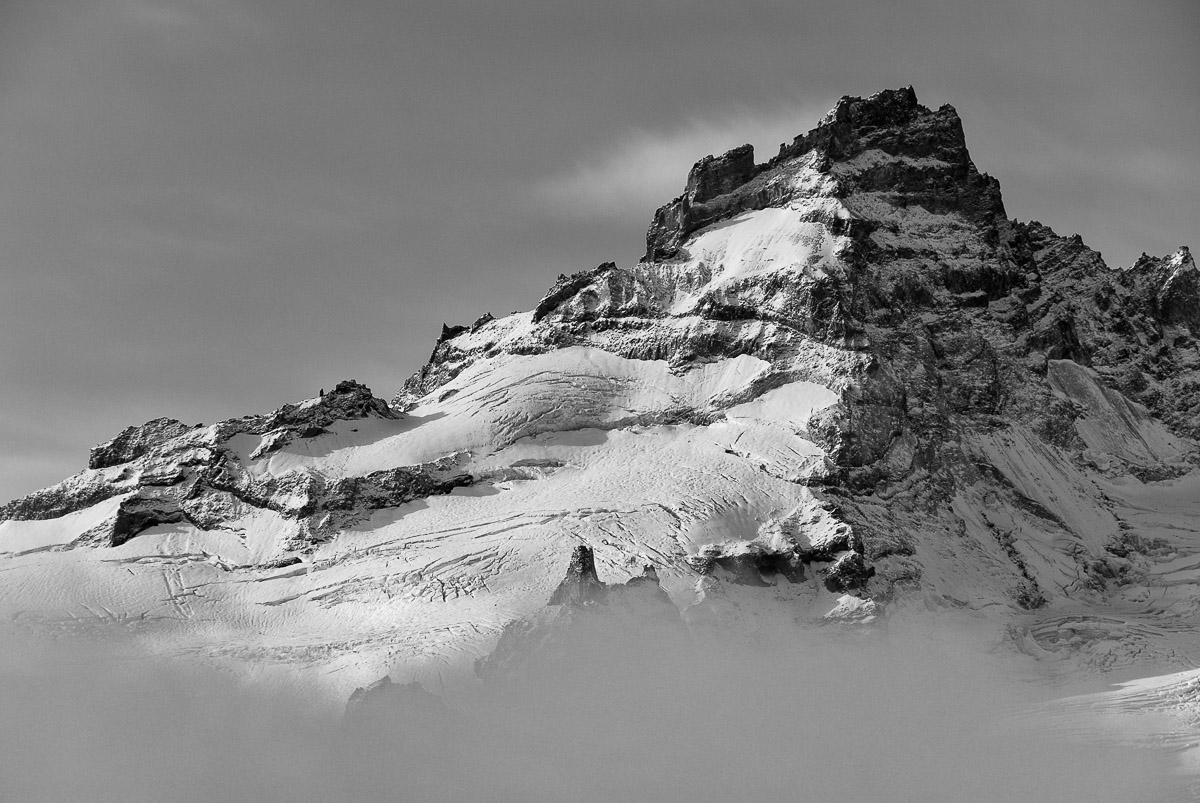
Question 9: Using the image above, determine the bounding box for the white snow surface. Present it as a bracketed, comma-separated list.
[0, 343, 848, 699]
[670, 204, 848, 314]
[1047, 359, 1190, 469]
[0, 495, 128, 555]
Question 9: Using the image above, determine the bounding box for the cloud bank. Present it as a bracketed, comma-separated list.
[0, 620, 1189, 802]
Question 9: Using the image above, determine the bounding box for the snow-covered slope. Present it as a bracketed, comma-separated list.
[2, 88, 1199, 729]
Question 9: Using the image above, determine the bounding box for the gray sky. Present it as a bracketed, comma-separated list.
[2, 0, 1197, 501]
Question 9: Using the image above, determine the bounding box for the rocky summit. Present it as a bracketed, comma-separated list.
[1, 88, 1198, 695]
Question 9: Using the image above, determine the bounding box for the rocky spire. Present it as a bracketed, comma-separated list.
[547, 544, 607, 606]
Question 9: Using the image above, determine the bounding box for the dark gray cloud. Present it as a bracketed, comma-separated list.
[2, 0, 1197, 499]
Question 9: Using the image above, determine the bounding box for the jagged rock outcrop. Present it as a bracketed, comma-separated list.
[477, 546, 685, 684]
[89, 418, 197, 470]
[645, 86, 1004, 263]
[546, 544, 608, 605]
[0, 474, 125, 522]
[109, 494, 191, 547]
[220, 379, 399, 459]
[0, 380, 468, 554]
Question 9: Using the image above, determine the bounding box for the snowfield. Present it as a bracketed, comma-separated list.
[0, 345, 853, 697]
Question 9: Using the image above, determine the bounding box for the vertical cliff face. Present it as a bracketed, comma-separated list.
[0, 88, 1198, 689]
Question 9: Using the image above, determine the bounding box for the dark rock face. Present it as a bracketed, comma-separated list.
[181, 452, 471, 544]
[317, 464, 473, 533]
[780, 85, 926, 160]
[215, 379, 398, 458]
[532, 263, 619, 324]
[438, 323, 469, 344]
[80, 379, 397, 484]
[688, 143, 757, 205]
[821, 552, 875, 592]
[547, 545, 607, 606]
[690, 543, 807, 586]
[110, 495, 190, 547]
[89, 418, 196, 470]
[686, 519, 873, 590]
[1152, 247, 1200, 329]
[0, 476, 123, 522]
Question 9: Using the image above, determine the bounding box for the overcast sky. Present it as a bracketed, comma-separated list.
[1, 0, 1197, 500]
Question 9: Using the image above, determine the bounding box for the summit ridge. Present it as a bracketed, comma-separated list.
[646, 86, 1003, 261]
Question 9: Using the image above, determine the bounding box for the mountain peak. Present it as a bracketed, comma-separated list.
[645, 86, 1001, 261]
[812, 85, 923, 134]
[776, 85, 962, 163]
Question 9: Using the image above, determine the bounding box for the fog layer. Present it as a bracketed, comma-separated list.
[0, 618, 1189, 802]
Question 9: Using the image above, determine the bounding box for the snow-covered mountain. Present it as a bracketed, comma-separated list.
[2, 87, 1198, 707]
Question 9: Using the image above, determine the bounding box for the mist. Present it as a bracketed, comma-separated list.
[0, 614, 1190, 803]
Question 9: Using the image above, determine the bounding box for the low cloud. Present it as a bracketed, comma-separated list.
[0, 617, 1189, 802]
[120, 0, 273, 40]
